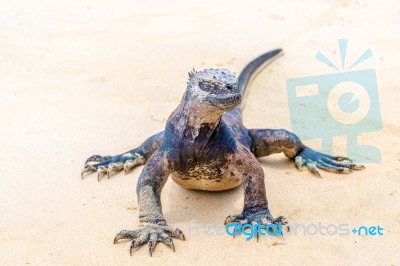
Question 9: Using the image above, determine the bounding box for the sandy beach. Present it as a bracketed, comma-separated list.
[1, 0, 399, 265]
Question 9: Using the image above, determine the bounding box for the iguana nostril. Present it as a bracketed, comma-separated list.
[226, 84, 233, 90]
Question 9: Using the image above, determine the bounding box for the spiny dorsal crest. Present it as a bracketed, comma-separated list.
[188, 68, 237, 85]
[188, 68, 197, 79]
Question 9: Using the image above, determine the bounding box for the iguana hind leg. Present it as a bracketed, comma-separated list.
[248, 129, 364, 177]
[81, 131, 164, 180]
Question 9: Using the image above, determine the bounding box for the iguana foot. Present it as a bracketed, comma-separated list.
[113, 224, 185, 256]
[224, 207, 287, 238]
[81, 153, 146, 181]
[295, 147, 365, 177]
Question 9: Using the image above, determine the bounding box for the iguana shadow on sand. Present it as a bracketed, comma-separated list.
[81, 49, 364, 256]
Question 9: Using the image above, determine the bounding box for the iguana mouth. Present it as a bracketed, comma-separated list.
[204, 94, 241, 109]
[220, 94, 241, 106]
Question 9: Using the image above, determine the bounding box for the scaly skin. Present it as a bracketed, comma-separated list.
[82, 49, 364, 256]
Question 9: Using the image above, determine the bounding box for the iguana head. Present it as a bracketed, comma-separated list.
[186, 68, 241, 111]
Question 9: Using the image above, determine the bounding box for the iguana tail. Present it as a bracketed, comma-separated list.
[238, 49, 283, 98]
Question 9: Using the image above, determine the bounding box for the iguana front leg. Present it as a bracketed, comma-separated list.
[113, 150, 185, 256]
[248, 129, 364, 177]
[225, 145, 287, 237]
[81, 131, 163, 180]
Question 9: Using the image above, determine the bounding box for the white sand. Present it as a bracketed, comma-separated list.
[1, 0, 399, 265]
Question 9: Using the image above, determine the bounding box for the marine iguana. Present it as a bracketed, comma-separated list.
[81, 49, 364, 256]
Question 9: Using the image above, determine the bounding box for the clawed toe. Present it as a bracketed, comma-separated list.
[123, 157, 145, 174]
[81, 152, 146, 180]
[81, 164, 96, 179]
[107, 162, 124, 178]
[295, 147, 365, 177]
[97, 165, 107, 181]
[85, 154, 111, 164]
[334, 156, 352, 162]
[113, 225, 185, 256]
[225, 209, 288, 240]
[273, 215, 288, 225]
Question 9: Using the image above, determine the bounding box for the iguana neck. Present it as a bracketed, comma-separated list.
[169, 90, 224, 140]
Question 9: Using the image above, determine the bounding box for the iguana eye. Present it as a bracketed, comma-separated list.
[199, 82, 213, 92]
